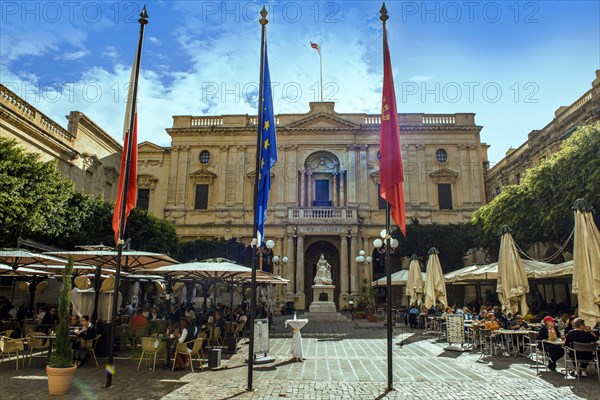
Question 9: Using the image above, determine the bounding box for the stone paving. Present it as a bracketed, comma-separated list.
[1, 314, 598, 399]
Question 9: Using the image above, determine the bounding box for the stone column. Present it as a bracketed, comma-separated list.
[285, 235, 295, 297]
[350, 235, 359, 295]
[358, 145, 368, 204]
[307, 172, 313, 206]
[295, 235, 305, 309]
[333, 173, 338, 206]
[167, 147, 180, 206]
[339, 171, 346, 206]
[299, 170, 305, 206]
[176, 146, 190, 206]
[416, 144, 427, 205]
[286, 145, 297, 205]
[347, 146, 357, 205]
[236, 145, 246, 205]
[339, 235, 349, 308]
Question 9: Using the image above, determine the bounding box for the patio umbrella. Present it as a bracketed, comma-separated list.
[497, 226, 529, 315]
[406, 255, 424, 306]
[0, 249, 66, 269]
[424, 247, 447, 309]
[572, 199, 600, 328]
[45, 249, 178, 322]
[0, 264, 50, 276]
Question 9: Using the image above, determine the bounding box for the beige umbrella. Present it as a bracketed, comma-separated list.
[406, 255, 424, 305]
[424, 247, 447, 309]
[497, 226, 529, 315]
[572, 199, 600, 328]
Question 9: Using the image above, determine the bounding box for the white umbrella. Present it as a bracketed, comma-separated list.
[572, 199, 600, 328]
[497, 226, 529, 315]
[424, 247, 447, 309]
[406, 255, 424, 305]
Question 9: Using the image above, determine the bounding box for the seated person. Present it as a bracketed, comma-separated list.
[213, 311, 226, 340]
[172, 318, 199, 370]
[522, 311, 534, 322]
[129, 309, 148, 331]
[462, 307, 472, 321]
[41, 307, 59, 333]
[563, 315, 576, 337]
[510, 315, 529, 330]
[148, 306, 162, 321]
[166, 305, 181, 331]
[564, 317, 598, 377]
[73, 315, 96, 367]
[484, 314, 500, 331]
[537, 316, 564, 371]
[69, 315, 81, 336]
[408, 304, 420, 328]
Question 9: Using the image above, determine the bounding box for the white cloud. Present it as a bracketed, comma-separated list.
[55, 50, 89, 61]
[148, 37, 161, 45]
[102, 46, 119, 60]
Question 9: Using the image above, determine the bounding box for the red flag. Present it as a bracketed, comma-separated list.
[310, 41, 321, 54]
[112, 65, 139, 245]
[379, 26, 406, 236]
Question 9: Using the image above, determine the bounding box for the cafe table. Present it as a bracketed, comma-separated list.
[497, 329, 532, 357]
[284, 317, 308, 361]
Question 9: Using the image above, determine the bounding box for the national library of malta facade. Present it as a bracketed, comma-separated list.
[138, 102, 489, 310]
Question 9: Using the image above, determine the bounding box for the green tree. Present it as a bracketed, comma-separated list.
[0, 138, 78, 246]
[126, 208, 181, 257]
[180, 237, 246, 263]
[471, 123, 600, 259]
[391, 221, 476, 272]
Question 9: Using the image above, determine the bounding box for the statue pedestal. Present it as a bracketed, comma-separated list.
[309, 284, 336, 313]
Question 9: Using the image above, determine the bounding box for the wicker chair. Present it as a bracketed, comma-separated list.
[172, 337, 205, 373]
[26, 332, 49, 366]
[0, 336, 25, 370]
[137, 337, 166, 372]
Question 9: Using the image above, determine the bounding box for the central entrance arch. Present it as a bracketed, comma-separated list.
[304, 240, 339, 309]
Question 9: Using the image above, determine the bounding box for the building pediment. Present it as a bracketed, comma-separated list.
[189, 169, 217, 183]
[138, 141, 167, 152]
[429, 168, 458, 183]
[138, 174, 159, 189]
[286, 113, 359, 130]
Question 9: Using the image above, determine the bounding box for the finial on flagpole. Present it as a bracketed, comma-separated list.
[259, 5, 269, 26]
[380, 3, 389, 22]
[139, 5, 148, 24]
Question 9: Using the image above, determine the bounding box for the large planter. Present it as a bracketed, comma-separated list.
[46, 365, 77, 396]
[367, 315, 378, 323]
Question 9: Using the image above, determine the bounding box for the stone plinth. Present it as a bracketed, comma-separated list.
[309, 284, 336, 313]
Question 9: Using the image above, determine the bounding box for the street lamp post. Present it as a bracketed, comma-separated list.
[355, 250, 373, 280]
[272, 255, 288, 316]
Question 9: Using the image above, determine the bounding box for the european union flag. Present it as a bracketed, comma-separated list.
[256, 44, 277, 246]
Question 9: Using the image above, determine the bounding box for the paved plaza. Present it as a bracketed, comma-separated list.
[0, 314, 597, 399]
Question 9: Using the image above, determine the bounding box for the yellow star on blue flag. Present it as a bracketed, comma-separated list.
[256, 43, 277, 246]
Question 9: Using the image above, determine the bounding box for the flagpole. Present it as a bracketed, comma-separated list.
[381, 3, 394, 392]
[319, 46, 323, 102]
[247, 5, 269, 392]
[105, 5, 147, 388]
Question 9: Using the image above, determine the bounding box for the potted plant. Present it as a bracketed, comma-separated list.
[357, 279, 377, 322]
[46, 257, 76, 395]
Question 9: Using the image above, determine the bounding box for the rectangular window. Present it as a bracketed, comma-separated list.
[137, 189, 150, 210]
[438, 183, 452, 210]
[495, 186, 501, 195]
[515, 173, 521, 184]
[195, 184, 209, 210]
[314, 179, 330, 206]
[377, 184, 386, 210]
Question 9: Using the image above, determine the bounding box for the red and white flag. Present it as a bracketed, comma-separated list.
[310, 41, 321, 54]
[112, 60, 139, 245]
[379, 26, 406, 236]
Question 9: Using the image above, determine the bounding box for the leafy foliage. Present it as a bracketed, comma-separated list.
[356, 278, 376, 314]
[390, 221, 476, 272]
[180, 237, 246, 263]
[471, 123, 600, 258]
[0, 138, 181, 256]
[0, 138, 78, 244]
[50, 257, 73, 367]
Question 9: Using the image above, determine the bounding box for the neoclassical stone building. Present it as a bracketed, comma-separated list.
[139, 102, 488, 310]
[485, 70, 600, 202]
[0, 84, 122, 200]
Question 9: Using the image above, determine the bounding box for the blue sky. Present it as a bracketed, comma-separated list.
[1, 1, 598, 164]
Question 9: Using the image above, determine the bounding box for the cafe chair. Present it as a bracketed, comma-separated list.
[234, 322, 247, 342]
[208, 327, 222, 348]
[137, 337, 166, 372]
[0, 336, 25, 370]
[172, 337, 205, 373]
[84, 334, 102, 367]
[564, 342, 599, 382]
[25, 332, 49, 366]
[522, 332, 546, 374]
